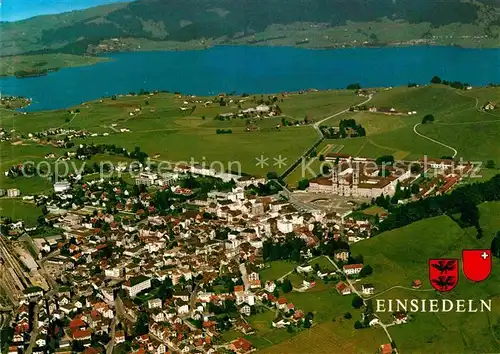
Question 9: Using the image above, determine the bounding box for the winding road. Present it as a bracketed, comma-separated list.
[323, 255, 396, 350]
[312, 94, 373, 135]
[365, 285, 434, 301]
[412, 89, 500, 158]
[413, 123, 458, 158]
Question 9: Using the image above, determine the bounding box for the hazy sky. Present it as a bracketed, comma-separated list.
[1, 0, 130, 22]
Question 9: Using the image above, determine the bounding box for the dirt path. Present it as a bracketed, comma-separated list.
[413, 122, 458, 158]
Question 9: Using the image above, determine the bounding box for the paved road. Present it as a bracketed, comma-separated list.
[106, 318, 116, 354]
[365, 285, 434, 301]
[25, 304, 39, 354]
[413, 123, 458, 158]
[312, 94, 373, 134]
[280, 94, 373, 180]
[276, 181, 320, 212]
[323, 255, 396, 350]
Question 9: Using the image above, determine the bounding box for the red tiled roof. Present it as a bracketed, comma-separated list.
[343, 263, 364, 270]
[69, 319, 87, 329]
[232, 337, 253, 351]
[380, 343, 392, 354]
[72, 329, 92, 339]
[234, 285, 245, 293]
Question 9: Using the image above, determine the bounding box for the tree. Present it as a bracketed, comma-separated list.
[134, 312, 149, 336]
[266, 171, 278, 180]
[486, 160, 496, 169]
[359, 265, 373, 278]
[344, 312, 352, 319]
[281, 279, 293, 293]
[375, 155, 394, 166]
[354, 320, 364, 329]
[422, 114, 435, 124]
[491, 231, 500, 258]
[459, 201, 479, 227]
[431, 76, 442, 84]
[352, 295, 364, 309]
[298, 179, 310, 190]
[319, 154, 325, 162]
[37, 215, 46, 226]
[346, 83, 361, 90]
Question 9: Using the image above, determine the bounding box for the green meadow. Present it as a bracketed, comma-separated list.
[0, 90, 364, 181]
[328, 85, 500, 162]
[0, 199, 43, 226]
[2, 85, 500, 193]
[351, 201, 500, 353]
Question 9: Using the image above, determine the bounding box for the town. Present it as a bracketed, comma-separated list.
[0, 142, 482, 354]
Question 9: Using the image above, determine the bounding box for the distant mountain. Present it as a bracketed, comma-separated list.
[2, 0, 499, 56]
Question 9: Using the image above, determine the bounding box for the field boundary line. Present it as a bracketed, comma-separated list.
[366, 138, 398, 152]
[364, 285, 435, 300]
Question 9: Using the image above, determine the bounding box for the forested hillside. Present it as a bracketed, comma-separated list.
[2, 0, 499, 56]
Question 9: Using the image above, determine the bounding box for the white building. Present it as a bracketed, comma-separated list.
[7, 188, 20, 197]
[104, 267, 123, 279]
[148, 298, 163, 309]
[54, 181, 70, 193]
[343, 264, 364, 276]
[236, 176, 266, 188]
[277, 219, 293, 234]
[122, 275, 151, 298]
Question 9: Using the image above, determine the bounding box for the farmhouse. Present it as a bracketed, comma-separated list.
[483, 102, 495, 110]
[343, 264, 364, 276]
[335, 282, 351, 295]
[7, 188, 20, 197]
[361, 283, 375, 295]
[229, 338, 254, 354]
[421, 157, 454, 170]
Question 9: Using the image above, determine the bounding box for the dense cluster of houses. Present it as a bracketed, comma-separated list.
[1, 162, 389, 354]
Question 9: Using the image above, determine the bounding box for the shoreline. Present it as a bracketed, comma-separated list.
[1, 83, 492, 114]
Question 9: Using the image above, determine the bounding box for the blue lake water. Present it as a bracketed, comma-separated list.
[1, 45, 500, 111]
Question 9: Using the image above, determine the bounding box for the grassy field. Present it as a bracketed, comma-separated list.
[0, 199, 42, 226]
[322, 85, 500, 163]
[259, 261, 296, 282]
[244, 286, 380, 351]
[3, 85, 500, 192]
[284, 85, 500, 187]
[0, 90, 365, 187]
[257, 320, 388, 354]
[241, 310, 298, 349]
[350, 201, 500, 353]
[0, 54, 109, 77]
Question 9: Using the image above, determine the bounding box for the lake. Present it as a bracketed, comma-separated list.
[1, 45, 500, 111]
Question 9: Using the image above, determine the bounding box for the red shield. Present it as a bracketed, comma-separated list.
[429, 259, 459, 292]
[462, 249, 492, 282]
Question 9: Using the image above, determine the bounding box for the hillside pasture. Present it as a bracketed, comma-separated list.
[351, 202, 500, 353]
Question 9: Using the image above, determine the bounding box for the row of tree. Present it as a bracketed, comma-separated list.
[378, 175, 500, 232]
[430, 76, 470, 89]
